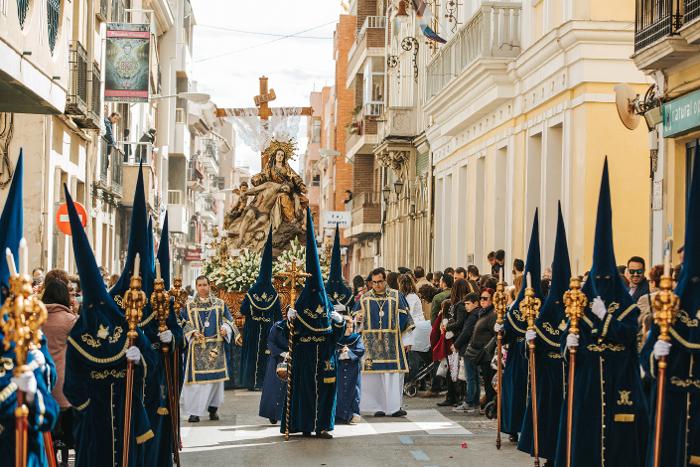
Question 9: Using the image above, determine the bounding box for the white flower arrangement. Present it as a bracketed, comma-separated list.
[204, 238, 330, 292]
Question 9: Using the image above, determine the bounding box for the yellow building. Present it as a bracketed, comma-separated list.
[425, 1, 651, 276]
[632, 0, 700, 264]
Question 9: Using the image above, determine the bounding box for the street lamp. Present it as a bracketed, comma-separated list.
[150, 91, 211, 103]
[393, 179, 404, 196]
[381, 185, 391, 203]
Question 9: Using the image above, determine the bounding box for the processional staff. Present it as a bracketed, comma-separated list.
[122, 254, 146, 467]
[521, 273, 542, 467]
[1, 241, 52, 467]
[651, 242, 679, 467]
[277, 259, 310, 441]
[152, 261, 181, 467]
[168, 265, 187, 450]
[493, 269, 507, 450]
[563, 275, 587, 467]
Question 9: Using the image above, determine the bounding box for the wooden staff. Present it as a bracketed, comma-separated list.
[492, 271, 507, 450]
[2, 244, 49, 467]
[562, 276, 587, 467]
[278, 260, 309, 441]
[651, 252, 679, 467]
[153, 262, 181, 467]
[122, 254, 146, 467]
[169, 275, 187, 451]
[521, 275, 542, 467]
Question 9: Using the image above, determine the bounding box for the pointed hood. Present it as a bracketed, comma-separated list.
[147, 216, 155, 277]
[536, 202, 571, 330]
[65, 185, 130, 363]
[325, 225, 353, 308]
[0, 151, 23, 305]
[243, 225, 279, 312]
[512, 209, 543, 311]
[674, 143, 700, 350]
[294, 208, 332, 335]
[109, 162, 156, 323]
[582, 158, 631, 307]
[156, 213, 170, 290]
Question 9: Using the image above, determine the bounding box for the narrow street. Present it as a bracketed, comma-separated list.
[181, 390, 533, 466]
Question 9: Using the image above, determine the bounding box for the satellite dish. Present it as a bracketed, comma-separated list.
[614, 84, 640, 130]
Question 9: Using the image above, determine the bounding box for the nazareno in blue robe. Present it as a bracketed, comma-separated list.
[0, 345, 59, 467]
[259, 320, 288, 422]
[518, 204, 569, 461]
[241, 227, 282, 391]
[335, 333, 364, 424]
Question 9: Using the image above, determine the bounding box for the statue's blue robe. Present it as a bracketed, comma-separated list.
[141, 301, 183, 467]
[280, 320, 346, 434]
[240, 292, 282, 390]
[0, 349, 59, 467]
[64, 330, 157, 467]
[554, 302, 648, 467]
[640, 324, 700, 466]
[259, 320, 288, 422]
[503, 304, 529, 435]
[518, 318, 566, 460]
[335, 333, 364, 423]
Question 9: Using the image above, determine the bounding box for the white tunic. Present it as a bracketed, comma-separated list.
[360, 373, 404, 415]
[182, 381, 225, 417]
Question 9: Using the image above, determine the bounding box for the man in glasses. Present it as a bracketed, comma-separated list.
[354, 268, 414, 418]
[626, 256, 650, 302]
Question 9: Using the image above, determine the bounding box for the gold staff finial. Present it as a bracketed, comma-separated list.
[521, 273, 542, 467]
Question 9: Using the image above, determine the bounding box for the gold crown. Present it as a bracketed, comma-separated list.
[263, 139, 297, 163]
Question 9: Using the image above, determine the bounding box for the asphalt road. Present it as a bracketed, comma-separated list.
[180, 389, 533, 467]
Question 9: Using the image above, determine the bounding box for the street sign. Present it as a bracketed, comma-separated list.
[320, 211, 351, 229]
[56, 201, 87, 235]
[663, 88, 700, 137]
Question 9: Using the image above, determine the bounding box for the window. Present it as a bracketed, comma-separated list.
[312, 119, 321, 144]
[17, 0, 30, 29]
[47, 0, 61, 54]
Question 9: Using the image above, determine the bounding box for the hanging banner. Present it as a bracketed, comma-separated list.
[105, 23, 150, 103]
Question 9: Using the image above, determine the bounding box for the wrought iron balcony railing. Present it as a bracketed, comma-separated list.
[47, 0, 60, 54]
[686, 0, 700, 22]
[66, 41, 88, 115]
[634, 0, 684, 51]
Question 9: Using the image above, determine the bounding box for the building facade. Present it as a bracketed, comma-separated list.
[632, 0, 700, 265]
[425, 0, 651, 277]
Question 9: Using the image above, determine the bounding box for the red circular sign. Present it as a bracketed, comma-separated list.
[56, 202, 87, 235]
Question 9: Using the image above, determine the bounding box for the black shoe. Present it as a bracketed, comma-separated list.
[391, 409, 407, 417]
[509, 434, 519, 443]
[269, 418, 278, 424]
[316, 430, 333, 439]
[302, 432, 312, 437]
[188, 415, 200, 423]
[208, 406, 220, 421]
[374, 411, 386, 417]
[437, 400, 456, 407]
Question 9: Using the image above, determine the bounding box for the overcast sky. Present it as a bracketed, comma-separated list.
[190, 0, 344, 173]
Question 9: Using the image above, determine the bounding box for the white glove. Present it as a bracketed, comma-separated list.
[591, 296, 607, 320]
[158, 330, 173, 343]
[442, 318, 448, 327]
[222, 324, 233, 343]
[654, 340, 672, 360]
[287, 308, 298, 320]
[494, 323, 504, 333]
[29, 349, 46, 368]
[11, 371, 37, 403]
[525, 330, 537, 342]
[330, 311, 344, 323]
[566, 333, 579, 349]
[126, 346, 142, 364]
[333, 304, 347, 313]
[445, 331, 454, 340]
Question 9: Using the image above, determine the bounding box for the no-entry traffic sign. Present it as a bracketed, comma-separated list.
[56, 201, 87, 235]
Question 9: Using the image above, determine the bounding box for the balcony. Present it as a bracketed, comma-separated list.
[199, 139, 219, 174]
[348, 192, 381, 238]
[73, 62, 101, 129]
[173, 111, 191, 159]
[381, 107, 418, 139]
[95, 138, 123, 197]
[187, 161, 205, 192]
[346, 104, 380, 159]
[167, 195, 189, 234]
[347, 16, 387, 88]
[633, 0, 700, 70]
[97, 0, 109, 21]
[425, 3, 520, 102]
[121, 162, 156, 208]
[65, 41, 88, 116]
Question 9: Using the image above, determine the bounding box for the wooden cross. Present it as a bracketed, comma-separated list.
[215, 76, 313, 166]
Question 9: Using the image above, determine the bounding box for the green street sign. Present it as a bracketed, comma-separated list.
[663, 88, 700, 137]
